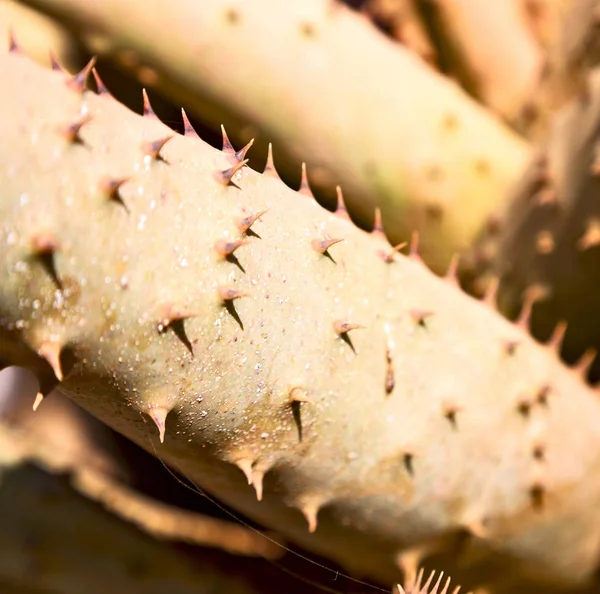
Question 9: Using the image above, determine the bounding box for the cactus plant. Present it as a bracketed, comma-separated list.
[4, 44, 600, 593]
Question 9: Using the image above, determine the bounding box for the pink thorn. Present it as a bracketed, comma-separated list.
[92, 68, 112, 97]
[263, 143, 280, 179]
[8, 27, 21, 53]
[142, 88, 158, 119]
[299, 163, 314, 199]
[444, 254, 460, 285]
[221, 124, 235, 155]
[334, 186, 351, 221]
[181, 108, 199, 138]
[547, 320, 567, 353]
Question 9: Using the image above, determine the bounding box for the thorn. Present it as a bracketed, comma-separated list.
[30, 231, 60, 255]
[213, 159, 248, 186]
[290, 398, 305, 443]
[424, 572, 445, 594]
[217, 285, 249, 302]
[214, 238, 248, 258]
[30, 232, 61, 289]
[181, 108, 199, 138]
[220, 127, 254, 163]
[409, 231, 421, 261]
[502, 339, 520, 356]
[289, 386, 313, 404]
[37, 341, 64, 381]
[148, 406, 168, 443]
[58, 114, 92, 144]
[299, 163, 314, 198]
[403, 452, 414, 476]
[532, 443, 545, 461]
[443, 404, 460, 429]
[236, 209, 268, 235]
[523, 282, 551, 306]
[8, 27, 20, 53]
[66, 56, 97, 93]
[334, 186, 351, 221]
[517, 398, 532, 418]
[32, 392, 45, 412]
[235, 458, 254, 484]
[444, 254, 460, 285]
[263, 143, 280, 179]
[482, 276, 499, 307]
[156, 302, 201, 332]
[516, 291, 536, 330]
[547, 320, 567, 353]
[530, 483, 545, 511]
[333, 320, 365, 336]
[234, 138, 254, 163]
[251, 469, 264, 501]
[300, 503, 319, 533]
[142, 135, 173, 161]
[578, 218, 600, 251]
[311, 236, 344, 255]
[536, 384, 551, 407]
[420, 569, 437, 593]
[574, 348, 596, 377]
[385, 348, 395, 395]
[99, 176, 129, 210]
[378, 241, 407, 264]
[154, 303, 198, 356]
[411, 568, 444, 594]
[434, 573, 454, 594]
[516, 304, 532, 332]
[334, 320, 364, 353]
[142, 88, 159, 119]
[409, 309, 433, 327]
[221, 124, 235, 156]
[92, 68, 112, 97]
[372, 208, 386, 240]
[218, 286, 247, 330]
[49, 50, 65, 72]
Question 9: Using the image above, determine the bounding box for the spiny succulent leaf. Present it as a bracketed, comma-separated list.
[2, 53, 600, 592]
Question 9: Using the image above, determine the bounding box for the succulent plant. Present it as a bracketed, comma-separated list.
[4, 41, 600, 593]
[5, 1, 600, 593]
